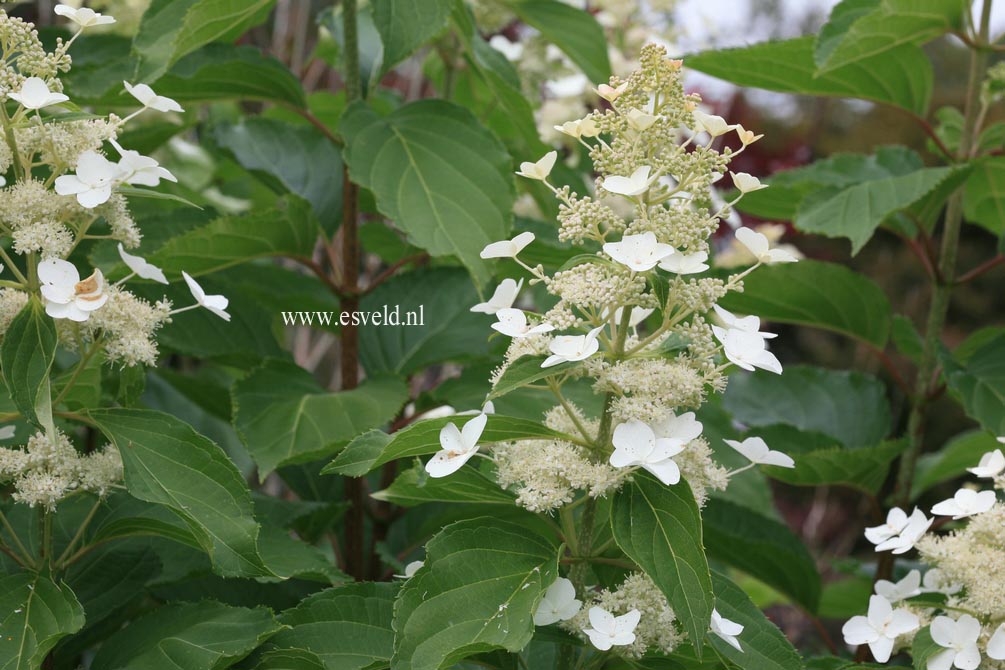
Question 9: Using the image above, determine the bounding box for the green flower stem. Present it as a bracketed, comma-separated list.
[55, 496, 102, 570]
[0, 104, 24, 181]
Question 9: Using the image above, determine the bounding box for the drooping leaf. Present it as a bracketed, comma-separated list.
[88, 408, 273, 578]
[709, 571, 803, 670]
[268, 582, 398, 670]
[391, 517, 558, 670]
[340, 99, 514, 286]
[0, 573, 85, 670]
[718, 260, 892, 348]
[723, 366, 892, 449]
[90, 600, 282, 670]
[610, 473, 713, 659]
[703, 498, 821, 612]
[359, 268, 490, 376]
[686, 37, 933, 115]
[373, 462, 516, 506]
[214, 118, 343, 230]
[1, 298, 56, 431]
[371, 0, 453, 73]
[324, 416, 572, 477]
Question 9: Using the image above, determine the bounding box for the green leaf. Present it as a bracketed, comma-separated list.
[488, 355, 581, 401]
[610, 473, 713, 659]
[686, 37, 932, 114]
[372, 0, 452, 73]
[963, 156, 1005, 235]
[90, 600, 282, 670]
[256, 526, 347, 584]
[1, 298, 56, 432]
[913, 430, 1001, 499]
[340, 99, 514, 286]
[703, 498, 820, 612]
[116, 185, 202, 208]
[795, 165, 967, 254]
[153, 44, 305, 107]
[0, 573, 85, 670]
[723, 366, 892, 448]
[391, 517, 558, 670]
[709, 571, 803, 670]
[324, 415, 572, 477]
[359, 268, 489, 376]
[214, 118, 342, 230]
[269, 582, 398, 670]
[504, 0, 611, 84]
[257, 649, 325, 670]
[815, 0, 962, 72]
[88, 408, 273, 578]
[373, 462, 516, 506]
[718, 260, 892, 348]
[944, 332, 1005, 434]
[911, 626, 941, 670]
[232, 358, 408, 476]
[141, 195, 319, 277]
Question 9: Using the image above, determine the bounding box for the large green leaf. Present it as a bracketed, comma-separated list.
[718, 260, 892, 348]
[723, 366, 892, 449]
[913, 430, 1001, 499]
[0, 573, 85, 670]
[372, 0, 453, 73]
[324, 415, 571, 477]
[815, 0, 963, 72]
[1, 298, 56, 431]
[703, 498, 820, 612]
[373, 462, 516, 506]
[709, 571, 803, 670]
[90, 600, 282, 670]
[268, 582, 398, 670]
[257, 649, 325, 670]
[359, 268, 489, 376]
[796, 166, 967, 254]
[214, 118, 342, 229]
[610, 473, 713, 659]
[142, 195, 319, 276]
[963, 156, 1005, 235]
[686, 36, 932, 114]
[340, 99, 514, 286]
[89, 408, 272, 578]
[232, 359, 408, 475]
[391, 517, 558, 670]
[944, 332, 1005, 434]
[505, 0, 611, 83]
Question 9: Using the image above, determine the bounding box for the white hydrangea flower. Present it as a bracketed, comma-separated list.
[546, 73, 590, 98]
[929, 614, 982, 670]
[930, 488, 997, 519]
[651, 411, 703, 443]
[491, 308, 554, 339]
[515, 152, 557, 181]
[713, 326, 783, 374]
[730, 171, 767, 194]
[394, 560, 424, 579]
[111, 139, 177, 186]
[610, 420, 685, 485]
[692, 110, 733, 137]
[8, 77, 69, 110]
[841, 595, 919, 663]
[123, 81, 184, 113]
[987, 624, 1005, 661]
[488, 34, 523, 61]
[734, 227, 799, 265]
[554, 118, 600, 139]
[626, 108, 658, 131]
[659, 250, 709, 275]
[713, 305, 776, 337]
[54, 150, 120, 208]
[533, 577, 582, 626]
[117, 244, 168, 285]
[425, 413, 486, 478]
[865, 507, 913, 546]
[596, 82, 627, 102]
[865, 507, 932, 554]
[38, 259, 108, 322]
[710, 609, 744, 651]
[967, 448, 1005, 478]
[541, 325, 603, 368]
[601, 166, 653, 197]
[181, 272, 230, 321]
[874, 569, 922, 603]
[734, 124, 764, 146]
[471, 278, 523, 315]
[583, 606, 640, 651]
[724, 437, 795, 468]
[480, 232, 536, 259]
[603, 232, 674, 271]
[54, 4, 115, 27]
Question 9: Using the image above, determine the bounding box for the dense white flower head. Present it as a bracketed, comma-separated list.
[516, 152, 557, 181]
[601, 166, 653, 197]
[54, 4, 116, 27]
[710, 609, 744, 652]
[928, 614, 982, 670]
[724, 437, 795, 468]
[480, 232, 536, 259]
[610, 420, 685, 485]
[930, 488, 997, 519]
[603, 232, 674, 271]
[8, 77, 69, 110]
[734, 227, 800, 265]
[117, 244, 168, 284]
[583, 606, 640, 651]
[841, 595, 919, 663]
[425, 413, 486, 478]
[542, 325, 603, 368]
[38, 259, 108, 322]
[492, 308, 554, 339]
[471, 278, 523, 315]
[123, 81, 184, 113]
[182, 272, 230, 321]
[534, 577, 582, 626]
